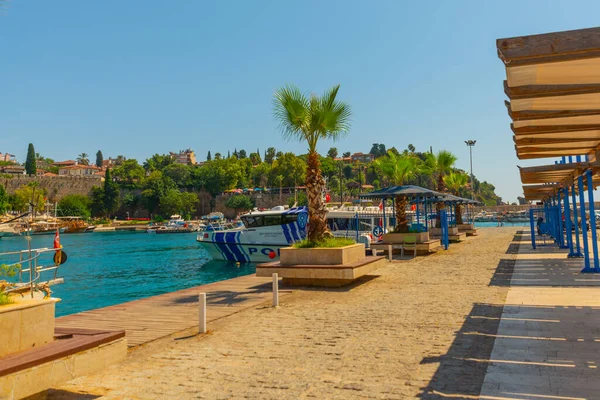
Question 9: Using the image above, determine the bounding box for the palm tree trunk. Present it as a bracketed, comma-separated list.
[435, 174, 445, 227]
[455, 204, 463, 225]
[306, 151, 326, 242]
[395, 195, 409, 233]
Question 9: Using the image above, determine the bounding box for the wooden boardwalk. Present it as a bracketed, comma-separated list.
[56, 275, 283, 348]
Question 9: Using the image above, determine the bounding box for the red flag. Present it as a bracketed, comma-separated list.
[53, 229, 61, 249]
[378, 201, 383, 211]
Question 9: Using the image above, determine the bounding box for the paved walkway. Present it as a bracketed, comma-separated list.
[56, 275, 286, 347]
[481, 233, 600, 399]
[53, 228, 516, 399]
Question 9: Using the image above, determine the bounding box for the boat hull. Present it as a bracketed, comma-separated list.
[197, 240, 285, 263]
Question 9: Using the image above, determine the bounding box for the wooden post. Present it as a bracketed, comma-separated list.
[199, 293, 206, 333]
[272, 273, 279, 307]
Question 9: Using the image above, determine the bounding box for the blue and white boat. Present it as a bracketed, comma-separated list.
[196, 206, 308, 263]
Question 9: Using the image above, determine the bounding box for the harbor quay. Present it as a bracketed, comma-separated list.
[41, 226, 599, 399]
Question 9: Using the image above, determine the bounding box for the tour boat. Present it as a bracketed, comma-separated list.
[196, 206, 308, 263]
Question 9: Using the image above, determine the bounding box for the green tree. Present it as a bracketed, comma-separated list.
[58, 194, 91, 219]
[113, 159, 145, 186]
[238, 149, 247, 159]
[374, 151, 421, 232]
[0, 185, 8, 213]
[96, 150, 104, 168]
[249, 152, 261, 166]
[159, 189, 183, 216]
[443, 172, 469, 224]
[327, 147, 338, 159]
[77, 153, 89, 165]
[90, 186, 105, 217]
[273, 84, 351, 242]
[270, 153, 306, 188]
[180, 192, 199, 219]
[424, 150, 457, 224]
[343, 164, 353, 180]
[207, 151, 212, 161]
[265, 147, 276, 164]
[25, 143, 36, 176]
[14, 182, 46, 213]
[342, 151, 351, 158]
[163, 164, 191, 187]
[225, 195, 254, 215]
[143, 154, 173, 172]
[141, 171, 176, 214]
[103, 168, 120, 217]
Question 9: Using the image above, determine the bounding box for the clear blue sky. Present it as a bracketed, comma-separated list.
[1, 1, 598, 202]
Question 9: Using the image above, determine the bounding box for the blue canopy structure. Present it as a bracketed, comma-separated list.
[359, 185, 442, 199]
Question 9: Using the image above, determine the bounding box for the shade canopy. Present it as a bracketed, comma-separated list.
[359, 185, 442, 199]
[438, 194, 481, 205]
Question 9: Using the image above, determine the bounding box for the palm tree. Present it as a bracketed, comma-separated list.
[77, 153, 89, 165]
[424, 150, 457, 225]
[276, 175, 284, 205]
[374, 151, 420, 233]
[273, 84, 351, 242]
[443, 172, 469, 225]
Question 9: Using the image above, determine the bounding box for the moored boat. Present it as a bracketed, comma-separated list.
[196, 206, 307, 263]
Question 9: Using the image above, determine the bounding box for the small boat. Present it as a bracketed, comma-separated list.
[0, 223, 22, 238]
[197, 206, 308, 263]
[150, 215, 195, 234]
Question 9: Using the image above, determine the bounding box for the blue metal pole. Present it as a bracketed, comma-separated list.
[564, 188, 575, 256]
[382, 197, 387, 233]
[416, 197, 420, 230]
[579, 175, 591, 271]
[571, 184, 583, 257]
[586, 170, 600, 272]
[577, 155, 582, 163]
[558, 192, 566, 248]
[529, 208, 536, 249]
[355, 212, 359, 242]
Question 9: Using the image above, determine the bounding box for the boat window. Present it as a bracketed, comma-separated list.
[263, 215, 282, 226]
[242, 216, 263, 228]
[282, 214, 297, 225]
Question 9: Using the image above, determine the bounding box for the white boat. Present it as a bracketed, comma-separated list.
[196, 206, 308, 263]
[0, 223, 21, 238]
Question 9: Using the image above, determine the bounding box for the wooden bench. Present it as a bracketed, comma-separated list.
[371, 235, 418, 260]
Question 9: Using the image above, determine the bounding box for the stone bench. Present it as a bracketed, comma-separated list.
[256, 256, 387, 287]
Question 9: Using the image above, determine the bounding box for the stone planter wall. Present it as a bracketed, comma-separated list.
[430, 227, 459, 236]
[0, 298, 57, 358]
[457, 223, 475, 231]
[280, 244, 365, 266]
[381, 232, 430, 243]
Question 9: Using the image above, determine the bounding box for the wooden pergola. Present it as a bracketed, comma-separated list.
[497, 27, 600, 271]
[498, 27, 600, 161]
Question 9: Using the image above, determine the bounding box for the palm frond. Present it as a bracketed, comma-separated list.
[374, 151, 420, 185]
[273, 84, 309, 142]
[443, 172, 469, 195]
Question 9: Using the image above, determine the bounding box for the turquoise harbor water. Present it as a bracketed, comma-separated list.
[0, 232, 255, 317]
[474, 221, 528, 228]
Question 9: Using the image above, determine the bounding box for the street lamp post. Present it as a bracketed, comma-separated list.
[465, 140, 476, 199]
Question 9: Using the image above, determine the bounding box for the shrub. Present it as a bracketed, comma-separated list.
[293, 237, 355, 248]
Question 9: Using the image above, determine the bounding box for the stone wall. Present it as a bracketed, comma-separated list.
[1, 176, 102, 201]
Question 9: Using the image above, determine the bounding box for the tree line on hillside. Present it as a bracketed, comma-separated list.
[0, 141, 502, 221]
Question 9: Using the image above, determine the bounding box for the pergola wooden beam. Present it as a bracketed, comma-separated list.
[511, 124, 600, 135]
[504, 81, 600, 100]
[505, 101, 600, 121]
[497, 27, 600, 66]
[514, 137, 600, 146]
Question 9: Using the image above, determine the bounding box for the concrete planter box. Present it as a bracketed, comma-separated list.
[430, 227, 458, 236]
[457, 223, 475, 231]
[0, 298, 57, 358]
[280, 243, 365, 266]
[381, 231, 430, 243]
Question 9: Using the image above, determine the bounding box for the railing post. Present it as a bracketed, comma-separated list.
[198, 293, 207, 334]
[272, 273, 279, 307]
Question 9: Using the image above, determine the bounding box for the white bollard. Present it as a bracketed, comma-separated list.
[272, 273, 279, 307]
[199, 293, 207, 333]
